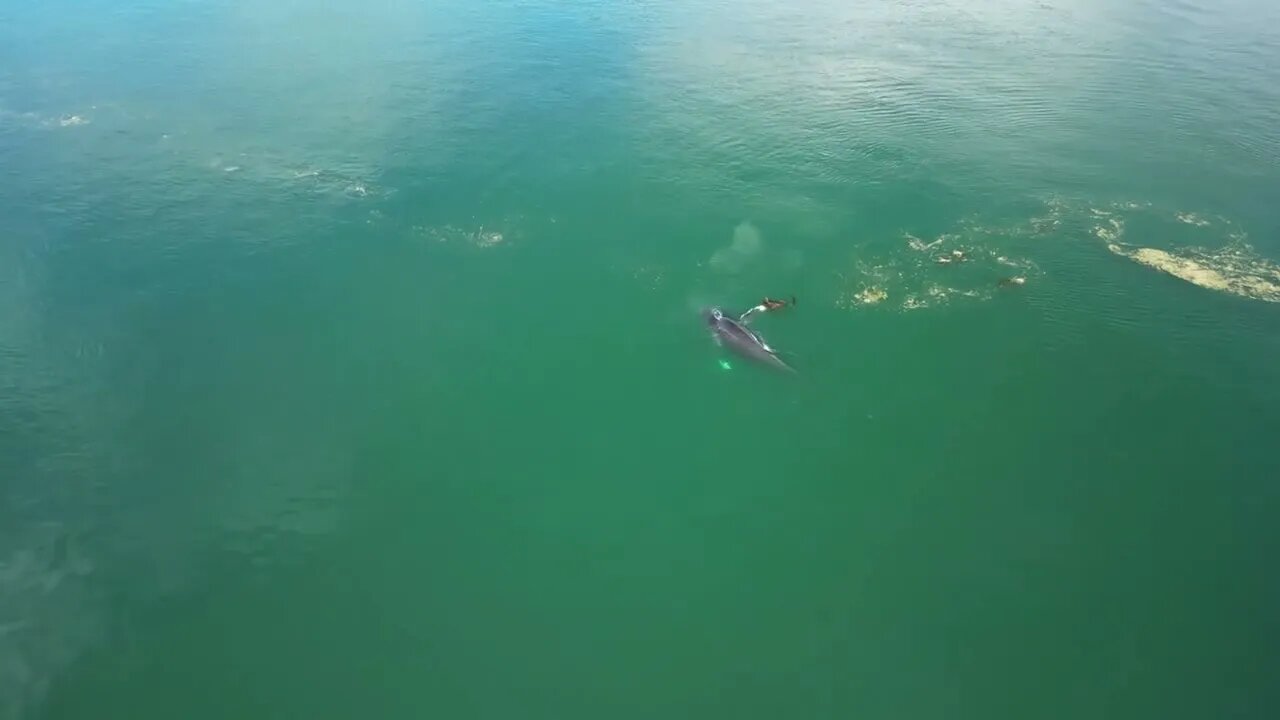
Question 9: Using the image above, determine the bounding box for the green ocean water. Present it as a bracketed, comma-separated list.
[2, 0, 1279, 717]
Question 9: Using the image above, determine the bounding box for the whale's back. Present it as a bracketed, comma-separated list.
[708, 312, 793, 372]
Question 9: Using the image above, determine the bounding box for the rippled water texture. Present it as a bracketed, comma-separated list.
[2, 1, 1279, 718]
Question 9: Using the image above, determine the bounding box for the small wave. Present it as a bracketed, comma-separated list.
[851, 286, 888, 305]
[1093, 217, 1124, 242]
[195, 154, 381, 200]
[474, 229, 504, 248]
[995, 254, 1033, 269]
[1175, 212, 1211, 227]
[413, 224, 469, 244]
[1112, 201, 1151, 211]
[902, 295, 928, 311]
[412, 223, 515, 249]
[286, 167, 376, 198]
[904, 232, 948, 252]
[0, 108, 92, 130]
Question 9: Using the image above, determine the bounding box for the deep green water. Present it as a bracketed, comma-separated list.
[3, 1, 1279, 718]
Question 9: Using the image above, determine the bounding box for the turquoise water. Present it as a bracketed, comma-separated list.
[3, 1, 1279, 717]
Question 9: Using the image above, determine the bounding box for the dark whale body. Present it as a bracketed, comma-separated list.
[705, 308, 794, 372]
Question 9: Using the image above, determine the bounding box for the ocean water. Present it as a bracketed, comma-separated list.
[2, 0, 1279, 717]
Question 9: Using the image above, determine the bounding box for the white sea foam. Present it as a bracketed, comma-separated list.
[412, 223, 516, 249]
[1093, 217, 1124, 242]
[1175, 212, 1211, 227]
[1059, 199, 1280, 303]
[1108, 242, 1280, 303]
[838, 222, 1035, 313]
[473, 229, 504, 247]
[904, 232, 947, 252]
[853, 286, 888, 305]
